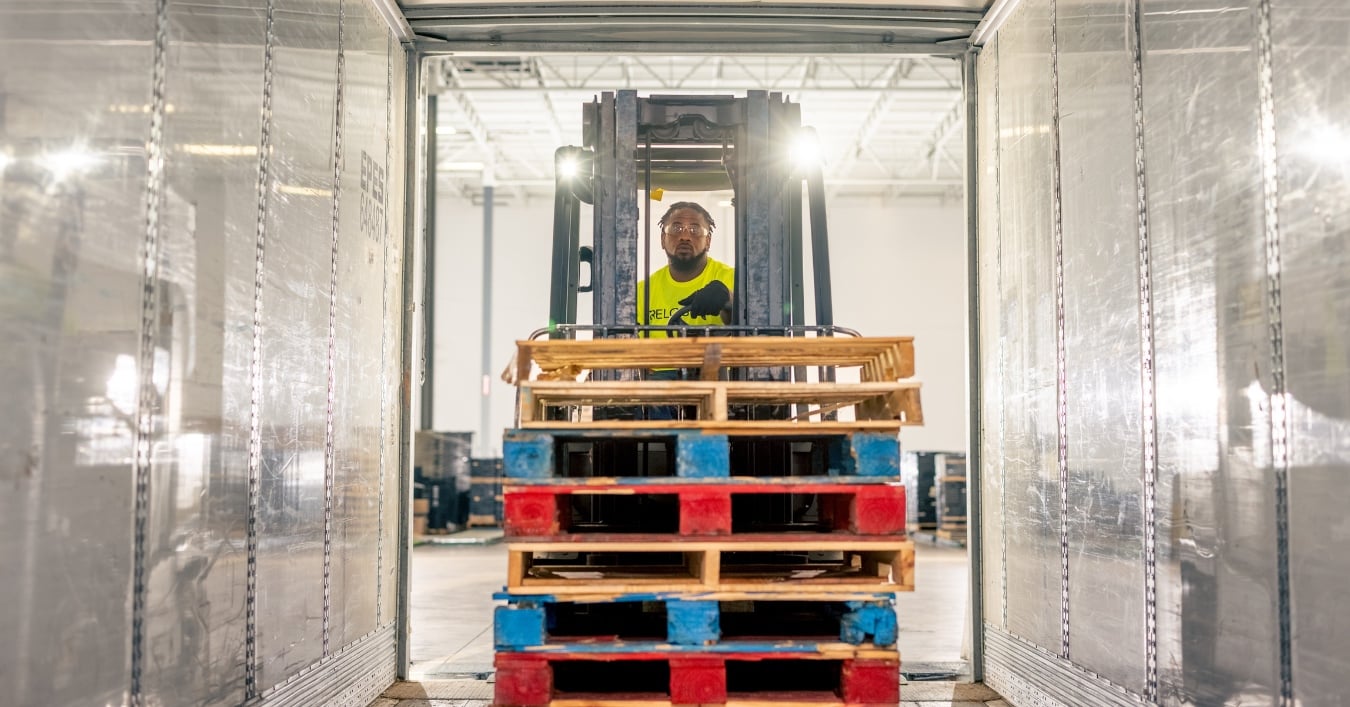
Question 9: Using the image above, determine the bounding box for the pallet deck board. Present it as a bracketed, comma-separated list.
[504, 481, 906, 538]
[504, 430, 901, 480]
[494, 651, 900, 707]
[515, 336, 916, 384]
[504, 537, 915, 596]
[517, 419, 912, 433]
[495, 595, 898, 650]
[519, 380, 923, 426]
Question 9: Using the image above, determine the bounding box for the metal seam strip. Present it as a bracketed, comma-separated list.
[1127, 0, 1159, 700]
[396, 50, 422, 676]
[1256, 0, 1293, 703]
[246, 0, 278, 696]
[1048, 0, 1070, 661]
[963, 48, 983, 682]
[376, 27, 394, 630]
[323, 0, 347, 659]
[131, 0, 170, 701]
[992, 36, 1008, 632]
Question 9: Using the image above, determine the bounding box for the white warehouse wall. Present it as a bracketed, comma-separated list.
[432, 192, 967, 456]
[826, 197, 968, 453]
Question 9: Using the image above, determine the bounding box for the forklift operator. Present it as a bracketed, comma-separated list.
[636, 201, 735, 337]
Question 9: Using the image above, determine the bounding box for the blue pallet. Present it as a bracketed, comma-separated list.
[503, 429, 899, 480]
[493, 594, 897, 651]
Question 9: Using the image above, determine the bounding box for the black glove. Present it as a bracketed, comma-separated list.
[678, 280, 732, 318]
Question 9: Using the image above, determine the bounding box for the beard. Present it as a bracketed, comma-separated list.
[666, 243, 710, 268]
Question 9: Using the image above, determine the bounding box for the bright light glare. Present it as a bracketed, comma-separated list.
[0, 152, 10, 173]
[42, 147, 100, 181]
[559, 157, 578, 179]
[791, 132, 821, 170]
[1300, 123, 1350, 167]
[179, 143, 258, 157]
[107, 354, 138, 415]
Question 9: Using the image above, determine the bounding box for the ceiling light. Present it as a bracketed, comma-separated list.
[442, 161, 485, 171]
[436, 125, 457, 136]
[0, 152, 11, 173]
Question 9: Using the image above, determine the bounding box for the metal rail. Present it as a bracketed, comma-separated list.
[527, 323, 863, 340]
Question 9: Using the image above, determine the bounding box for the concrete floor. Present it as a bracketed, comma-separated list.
[401, 539, 989, 706]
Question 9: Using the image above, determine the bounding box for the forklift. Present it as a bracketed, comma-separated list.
[533, 90, 858, 537]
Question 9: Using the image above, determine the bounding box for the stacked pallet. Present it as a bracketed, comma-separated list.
[493, 336, 923, 707]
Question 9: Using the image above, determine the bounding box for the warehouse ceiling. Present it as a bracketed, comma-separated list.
[428, 54, 966, 201]
[404, 1, 993, 200]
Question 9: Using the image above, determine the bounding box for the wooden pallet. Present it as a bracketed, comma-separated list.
[518, 380, 923, 427]
[495, 651, 900, 707]
[514, 336, 915, 384]
[495, 595, 897, 650]
[504, 537, 915, 596]
[504, 481, 906, 537]
[504, 429, 901, 480]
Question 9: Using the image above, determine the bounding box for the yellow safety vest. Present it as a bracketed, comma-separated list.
[636, 258, 735, 338]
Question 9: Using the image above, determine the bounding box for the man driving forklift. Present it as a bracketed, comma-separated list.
[636, 200, 735, 336]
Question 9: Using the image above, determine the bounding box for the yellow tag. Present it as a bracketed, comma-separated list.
[650, 187, 665, 201]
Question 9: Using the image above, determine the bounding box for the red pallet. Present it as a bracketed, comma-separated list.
[494, 651, 900, 707]
[504, 482, 905, 538]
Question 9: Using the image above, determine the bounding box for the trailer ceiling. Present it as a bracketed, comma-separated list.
[403, 1, 990, 55]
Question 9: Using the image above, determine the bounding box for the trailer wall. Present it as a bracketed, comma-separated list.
[0, 2, 409, 705]
[976, 1, 1350, 704]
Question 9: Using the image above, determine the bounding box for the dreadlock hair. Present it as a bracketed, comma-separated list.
[658, 201, 716, 234]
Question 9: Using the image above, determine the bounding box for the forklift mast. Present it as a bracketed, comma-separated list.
[548, 90, 836, 339]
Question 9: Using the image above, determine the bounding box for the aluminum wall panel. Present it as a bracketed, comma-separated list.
[330, 0, 394, 648]
[255, 0, 341, 688]
[2, 1, 404, 704]
[976, 39, 1006, 633]
[982, 1, 1348, 704]
[1270, 2, 1350, 704]
[994, 0, 1062, 653]
[1140, 2, 1282, 703]
[1055, 0, 1144, 690]
[0, 5, 152, 705]
[138, 3, 268, 704]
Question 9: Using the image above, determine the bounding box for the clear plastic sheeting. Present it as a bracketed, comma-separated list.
[0, 1, 407, 705]
[993, 0, 1062, 652]
[1271, 2, 1350, 703]
[980, 0, 1350, 705]
[1055, 0, 1145, 691]
[0, 5, 152, 705]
